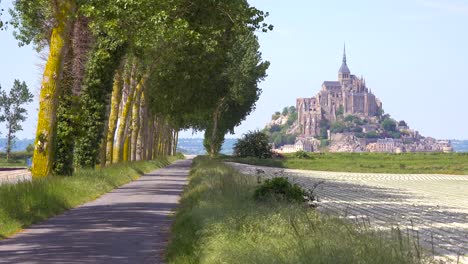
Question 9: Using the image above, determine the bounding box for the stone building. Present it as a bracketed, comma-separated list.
[297, 47, 382, 137]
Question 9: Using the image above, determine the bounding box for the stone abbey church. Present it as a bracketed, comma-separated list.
[297, 47, 382, 137]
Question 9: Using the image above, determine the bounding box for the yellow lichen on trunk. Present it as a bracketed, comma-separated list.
[115, 67, 149, 163]
[32, 0, 76, 178]
[123, 137, 130, 161]
[114, 63, 136, 163]
[130, 80, 144, 161]
[105, 68, 123, 165]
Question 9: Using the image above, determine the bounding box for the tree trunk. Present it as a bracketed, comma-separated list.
[114, 61, 137, 163]
[105, 68, 123, 165]
[32, 0, 75, 178]
[136, 90, 147, 161]
[130, 81, 144, 161]
[210, 103, 222, 158]
[147, 116, 156, 160]
[6, 124, 12, 161]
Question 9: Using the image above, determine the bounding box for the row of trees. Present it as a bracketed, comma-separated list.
[8, 0, 271, 177]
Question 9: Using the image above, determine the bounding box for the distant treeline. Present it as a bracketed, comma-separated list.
[0, 138, 34, 152]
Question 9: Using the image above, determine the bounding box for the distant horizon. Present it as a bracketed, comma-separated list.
[1, 0, 467, 140]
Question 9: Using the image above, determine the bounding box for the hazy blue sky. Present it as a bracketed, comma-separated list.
[0, 0, 467, 139]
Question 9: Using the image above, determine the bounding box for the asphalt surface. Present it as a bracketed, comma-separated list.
[0, 158, 192, 264]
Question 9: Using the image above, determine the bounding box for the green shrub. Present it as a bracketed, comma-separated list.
[254, 177, 305, 202]
[234, 131, 272, 159]
[293, 150, 310, 159]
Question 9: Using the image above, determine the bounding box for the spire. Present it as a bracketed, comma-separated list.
[343, 43, 347, 64]
[339, 43, 350, 75]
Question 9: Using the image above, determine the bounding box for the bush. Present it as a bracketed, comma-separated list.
[269, 124, 281, 133]
[381, 118, 397, 132]
[234, 131, 272, 159]
[254, 177, 305, 202]
[293, 150, 310, 159]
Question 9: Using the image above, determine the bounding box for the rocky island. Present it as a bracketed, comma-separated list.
[264, 47, 453, 153]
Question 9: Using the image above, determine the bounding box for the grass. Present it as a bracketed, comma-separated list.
[226, 152, 468, 175]
[0, 155, 183, 238]
[166, 157, 432, 264]
[0, 152, 32, 168]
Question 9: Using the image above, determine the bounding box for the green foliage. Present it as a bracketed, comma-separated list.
[26, 144, 34, 153]
[9, 0, 51, 50]
[281, 107, 288, 116]
[228, 152, 468, 175]
[0, 1, 4, 29]
[365, 131, 380, 139]
[293, 150, 310, 159]
[269, 124, 281, 133]
[167, 157, 429, 264]
[382, 118, 397, 132]
[319, 119, 330, 139]
[254, 177, 305, 202]
[287, 111, 297, 126]
[0, 80, 33, 160]
[54, 94, 80, 175]
[0, 156, 180, 238]
[330, 121, 346, 133]
[391, 131, 402, 139]
[399, 120, 408, 127]
[336, 105, 344, 117]
[74, 41, 127, 168]
[234, 131, 272, 159]
[320, 139, 330, 147]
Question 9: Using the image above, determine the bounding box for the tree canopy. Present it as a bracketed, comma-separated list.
[9, 0, 271, 176]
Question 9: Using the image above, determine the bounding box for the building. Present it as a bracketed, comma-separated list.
[297, 46, 382, 137]
[274, 137, 321, 153]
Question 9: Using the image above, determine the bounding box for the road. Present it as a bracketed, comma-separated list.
[227, 162, 468, 264]
[0, 158, 192, 264]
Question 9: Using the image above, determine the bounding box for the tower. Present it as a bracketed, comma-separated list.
[338, 44, 351, 83]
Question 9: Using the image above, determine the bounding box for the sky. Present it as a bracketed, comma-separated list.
[0, 0, 467, 140]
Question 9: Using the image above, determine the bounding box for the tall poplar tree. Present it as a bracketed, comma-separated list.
[0, 80, 34, 160]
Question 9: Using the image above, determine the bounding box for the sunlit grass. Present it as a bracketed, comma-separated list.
[166, 157, 432, 264]
[0, 156, 182, 238]
[227, 152, 468, 175]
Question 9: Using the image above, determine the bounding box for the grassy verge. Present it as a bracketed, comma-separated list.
[0, 155, 183, 238]
[226, 152, 468, 175]
[167, 157, 430, 264]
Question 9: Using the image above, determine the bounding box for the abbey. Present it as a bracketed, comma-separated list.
[297, 47, 382, 137]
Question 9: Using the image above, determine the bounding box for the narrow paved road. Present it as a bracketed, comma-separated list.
[0, 158, 192, 264]
[227, 162, 468, 264]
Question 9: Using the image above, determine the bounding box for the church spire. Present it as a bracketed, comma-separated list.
[343, 43, 347, 64]
[338, 43, 350, 76]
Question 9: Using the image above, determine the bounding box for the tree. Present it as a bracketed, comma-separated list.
[336, 105, 344, 117]
[234, 131, 272, 159]
[381, 118, 397, 132]
[11, 0, 77, 177]
[0, 80, 33, 160]
[0, 1, 4, 29]
[282, 107, 289, 116]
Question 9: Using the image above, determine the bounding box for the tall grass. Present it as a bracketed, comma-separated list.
[167, 157, 431, 264]
[0, 156, 181, 238]
[228, 152, 468, 175]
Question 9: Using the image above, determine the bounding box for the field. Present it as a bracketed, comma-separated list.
[227, 152, 468, 175]
[0, 155, 182, 238]
[0, 152, 31, 168]
[166, 157, 431, 264]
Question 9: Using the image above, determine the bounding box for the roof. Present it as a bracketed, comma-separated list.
[339, 62, 350, 74]
[323, 81, 341, 87]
